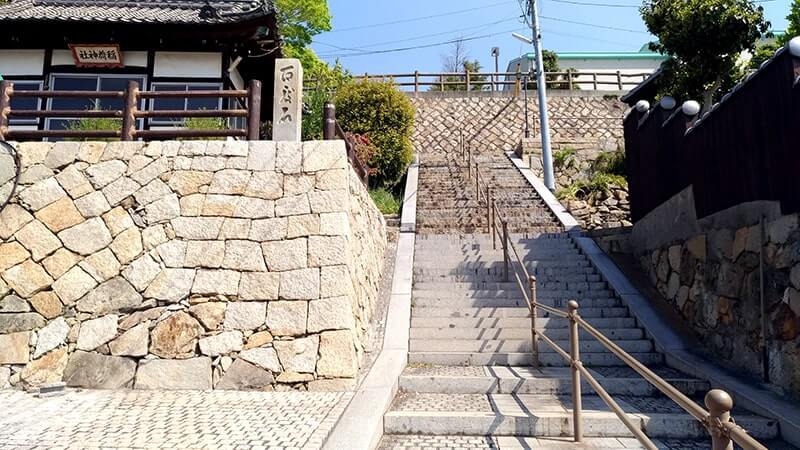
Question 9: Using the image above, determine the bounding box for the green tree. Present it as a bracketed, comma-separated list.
[641, 0, 769, 107]
[521, 50, 578, 90]
[787, 0, 800, 39]
[749, 0, 800, 68]
[429, 40, 488, 91]
[274, 0, 332, 77]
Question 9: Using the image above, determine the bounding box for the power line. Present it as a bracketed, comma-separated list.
[318, 27, 528, 59]
[315, 16, 523, 55]
[539, 15, 648, 34]
[326, 1, 518, 33]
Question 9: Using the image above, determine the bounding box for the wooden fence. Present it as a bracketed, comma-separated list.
[306, 70, 652, 92]
[624, 47, 800, 222]
[0, 80, 262, 141]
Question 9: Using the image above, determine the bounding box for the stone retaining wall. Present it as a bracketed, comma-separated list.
[635, 204, 800, 398]
[0, 140, 386, 391]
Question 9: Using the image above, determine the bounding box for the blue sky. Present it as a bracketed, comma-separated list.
[311, 0, 792, 74]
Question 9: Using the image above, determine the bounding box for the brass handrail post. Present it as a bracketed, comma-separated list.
[502, 220, 509, 282]
[706, 390, 734, 450]
[568, 300, 583, 442]
[486, 187, 493, 235]
[529, 276, 539, 369]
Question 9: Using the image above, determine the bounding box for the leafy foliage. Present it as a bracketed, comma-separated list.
[521, 50, 579, 90]
[749, 1, 800, 68]
[553, 147, 578, 171]
[182, 117, 228, 140]
[369, 188, 402, 215]
[429, 41, 488, 91]
[333, 80, 415, 187]
[641, 0, 769, 105]
[344, 132, 378, 176]
[302, 62, 351, 141]
[65, 117, 121, 142]
[275, 0, 331, 76]
[591, 148, 626, 177]
[556, 149, 628, 203]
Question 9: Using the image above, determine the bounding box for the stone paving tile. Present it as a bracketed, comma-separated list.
[0, 389, 345, 450]
[379, 435, 499, 449]
[391, 393, 493, 413]
[404, 365, 487, 377]
[592, 366, 688, 379]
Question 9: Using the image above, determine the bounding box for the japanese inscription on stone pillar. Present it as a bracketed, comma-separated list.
[272, 59, 303, 142]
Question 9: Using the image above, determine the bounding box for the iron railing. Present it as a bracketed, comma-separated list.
[322, 103, 369, 186]
[460, 140, 768, 450]
[307, 70, 652, 93]
[0, 80, 262, 142]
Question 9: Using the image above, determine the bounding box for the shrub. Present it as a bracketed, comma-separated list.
[591, 148, 626, 177]
[556, 148, 628, 203]
[553, 147, 578, 171]
[302, 63, 351, 141]
[369, 188, 402, 215]
[66, 117, 122, 142]
[344, 132, 379, 176]
[333, 80, 415, 187]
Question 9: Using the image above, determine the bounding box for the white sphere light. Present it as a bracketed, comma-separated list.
[682, 100, 701, 116]
[659, 96, 676, 110]
[790, 36, 800, 57]
[635, 100, 650, 113]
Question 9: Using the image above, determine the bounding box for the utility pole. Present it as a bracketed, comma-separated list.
[529, 0, 555, 191]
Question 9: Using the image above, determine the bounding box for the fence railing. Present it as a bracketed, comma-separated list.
[307, 70, 652, 93]
[0, 80, 262, 142]
[322, 103, 369, 186]
[460, 140, 768, 450]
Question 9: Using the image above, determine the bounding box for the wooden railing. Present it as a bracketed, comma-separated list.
[462, 143, 768, 449]
[322, 103, 369, 186]
[0, 80, 262, 141]
[307, 70, 652, 93]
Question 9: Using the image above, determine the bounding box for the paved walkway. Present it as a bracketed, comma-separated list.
[0, 389, 351, 450]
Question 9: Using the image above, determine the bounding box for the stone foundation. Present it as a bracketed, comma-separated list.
[0, 140, 386, 391]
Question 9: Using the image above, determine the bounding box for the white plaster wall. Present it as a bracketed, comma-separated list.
[154, 52, 222, 78]
[0, 50, 45, 75]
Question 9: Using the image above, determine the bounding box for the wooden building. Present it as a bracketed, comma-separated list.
[0, 0, 280, 134]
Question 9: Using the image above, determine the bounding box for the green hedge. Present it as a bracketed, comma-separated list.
[333, 80, 415, 187]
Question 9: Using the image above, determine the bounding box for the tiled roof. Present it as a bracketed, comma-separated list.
[0, 0, 275, 24]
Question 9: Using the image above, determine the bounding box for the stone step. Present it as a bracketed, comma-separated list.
[398, 366, 709, 397]
[412, 287, 613, 299]
[407, 351, 663, 367]
[409, 327, 644, 341]
[411, 281, 603, 291]
[410, 297, 620, 309]
[412, 261, 594, 271]
[383, 394, 778, 439]
[412, 271, 601, 283]
[408, 339, 654, 354]
[410, 307, 629, 319]
[411, 317, 639, 330]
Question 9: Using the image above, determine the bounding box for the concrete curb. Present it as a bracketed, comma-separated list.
[322, 160, 418, 450]
[574, 236, 800, 447]
[506, 152, 582, 233]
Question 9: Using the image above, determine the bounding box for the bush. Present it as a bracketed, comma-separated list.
[302, 62, 351, 141]
[333, 80, 415, 187]
[556, 149, 628, 203]
[369, 188, 402, 215]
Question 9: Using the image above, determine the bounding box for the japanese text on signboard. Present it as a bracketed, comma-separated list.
[69, 44, 124, 68]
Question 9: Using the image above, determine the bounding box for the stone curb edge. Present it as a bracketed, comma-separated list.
[321, 160, 418, 450]
[574, 236, 800, 447]
[506, 151, 582, 233]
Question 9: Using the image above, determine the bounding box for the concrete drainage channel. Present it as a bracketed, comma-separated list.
[322, 158, 418, 449]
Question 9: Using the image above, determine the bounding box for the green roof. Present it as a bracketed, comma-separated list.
[524, 51, 667, 61]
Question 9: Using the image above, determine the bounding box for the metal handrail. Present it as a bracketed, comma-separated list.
[466, 157, 769, 450]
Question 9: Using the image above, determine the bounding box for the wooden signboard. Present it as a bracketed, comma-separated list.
[69, 44, 124, 68]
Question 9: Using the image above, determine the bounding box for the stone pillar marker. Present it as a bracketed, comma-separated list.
[272, 58, 303, 142]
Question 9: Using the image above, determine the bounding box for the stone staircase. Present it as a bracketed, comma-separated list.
[416, 153, 562, 235]
[378, 234, 784, 448]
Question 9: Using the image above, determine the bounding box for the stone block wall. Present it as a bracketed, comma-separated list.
[637, 212, 800, 397]
[0, 140, 386, 391]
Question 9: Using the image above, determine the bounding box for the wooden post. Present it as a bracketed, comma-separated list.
[440, 74, 445, 91]
[592, 73, 598, 91]
[414, 70, 420, 92]
[617, 71, 623, 90]
[323, 103, 336, 140]
[567, 69, 574, 91]
[465, 69, 471, 91]
[247, 79, 262, 140]
[0, 81, 12, 141]
[121, 80, 139, 141]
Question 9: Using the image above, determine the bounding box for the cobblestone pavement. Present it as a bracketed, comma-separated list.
[378, 436, 799, 449]
[0, 389, 350, 450]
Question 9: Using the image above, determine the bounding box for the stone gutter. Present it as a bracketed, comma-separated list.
[509, 154, 800, 446]
[322, 158, 418, 449]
